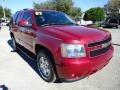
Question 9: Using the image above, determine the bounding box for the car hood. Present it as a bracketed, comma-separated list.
[40, 25, 111, 44]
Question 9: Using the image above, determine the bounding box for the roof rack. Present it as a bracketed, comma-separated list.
[23, 8, 30, 10]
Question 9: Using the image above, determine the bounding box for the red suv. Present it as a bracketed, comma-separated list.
[9, 9, 114, 82]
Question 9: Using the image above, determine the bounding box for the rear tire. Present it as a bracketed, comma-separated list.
[37, 50, 57, 82]
[11, 36, 17, 51]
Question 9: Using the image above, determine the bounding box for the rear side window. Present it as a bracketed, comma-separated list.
[13, 12, 18, 23]
[11, 11, 19, 25]
[22, 11, 32, 24]
[16, 11, 23, 24]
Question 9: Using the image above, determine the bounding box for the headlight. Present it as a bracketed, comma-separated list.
[61, 43, 86, 58]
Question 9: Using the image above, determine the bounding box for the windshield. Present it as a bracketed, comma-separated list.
[34, 11, 76, 26]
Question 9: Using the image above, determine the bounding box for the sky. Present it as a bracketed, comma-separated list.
[0, 0, 108, 14]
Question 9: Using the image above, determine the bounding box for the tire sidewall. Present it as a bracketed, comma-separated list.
[37, 50, 56, 82]
[12, 36, 17, 51]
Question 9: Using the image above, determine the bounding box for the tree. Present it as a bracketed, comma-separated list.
[84, 7, 105, 24]
[33, 0, 82, 21]
[104, 0, 120, 14]
[33, 1, 55, 10]
[0, 6, 12, 19]
[70, 7, 82, 21]
[53, 0, 73, 14]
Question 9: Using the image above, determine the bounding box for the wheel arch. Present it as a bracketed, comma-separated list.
[35, 44, 59, 80]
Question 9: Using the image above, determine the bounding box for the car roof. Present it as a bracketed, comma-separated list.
[20, 8, 58, 12]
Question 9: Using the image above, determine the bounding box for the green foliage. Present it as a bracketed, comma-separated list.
[104, 0, 120, 14]
[33, 0, 82, 21]
[53, 0, 73, 14]
[84, 7, 105, 24]
[0, 6, 12, 19]
[70, 7, 82, 20]
[33, 1, 55, 10]
[104, 0, 120, 19]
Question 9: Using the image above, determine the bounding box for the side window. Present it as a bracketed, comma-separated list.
[10, 17, 13, 25]
[109, 19, 118, 24]
[12, 12, 19, 24]
[16, 12, 23, 24]
[22, 11, 32, 24]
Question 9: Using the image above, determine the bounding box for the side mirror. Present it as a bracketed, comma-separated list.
[18, 20, 32, 27]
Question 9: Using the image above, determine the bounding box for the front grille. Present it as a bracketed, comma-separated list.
[90, 45, 111, 57]
[88, 37, 111, 47]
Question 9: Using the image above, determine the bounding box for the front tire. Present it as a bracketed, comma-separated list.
[37, 50, 57, 82]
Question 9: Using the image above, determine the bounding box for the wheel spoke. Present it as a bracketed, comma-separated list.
[39, 56, 51, 77]
[46, 69, 50, 76]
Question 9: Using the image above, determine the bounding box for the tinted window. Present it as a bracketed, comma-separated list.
[9, 18, 13, 25]
[22, 11, 32, 24]
[13, 12, 19, 23]
[16, 11, 23, 24]
[109, 19, 118, 23]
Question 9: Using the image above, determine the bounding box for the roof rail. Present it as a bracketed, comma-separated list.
[23, 8, 30, 10]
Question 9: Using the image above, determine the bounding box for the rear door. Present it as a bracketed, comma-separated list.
[11, 11, 23, 44]
[19, 11, 35, 52]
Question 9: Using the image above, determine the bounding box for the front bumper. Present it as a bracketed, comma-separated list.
[56, 46, 114, 81]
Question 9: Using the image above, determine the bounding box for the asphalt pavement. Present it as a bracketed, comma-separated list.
[0, 26, 120, 90]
